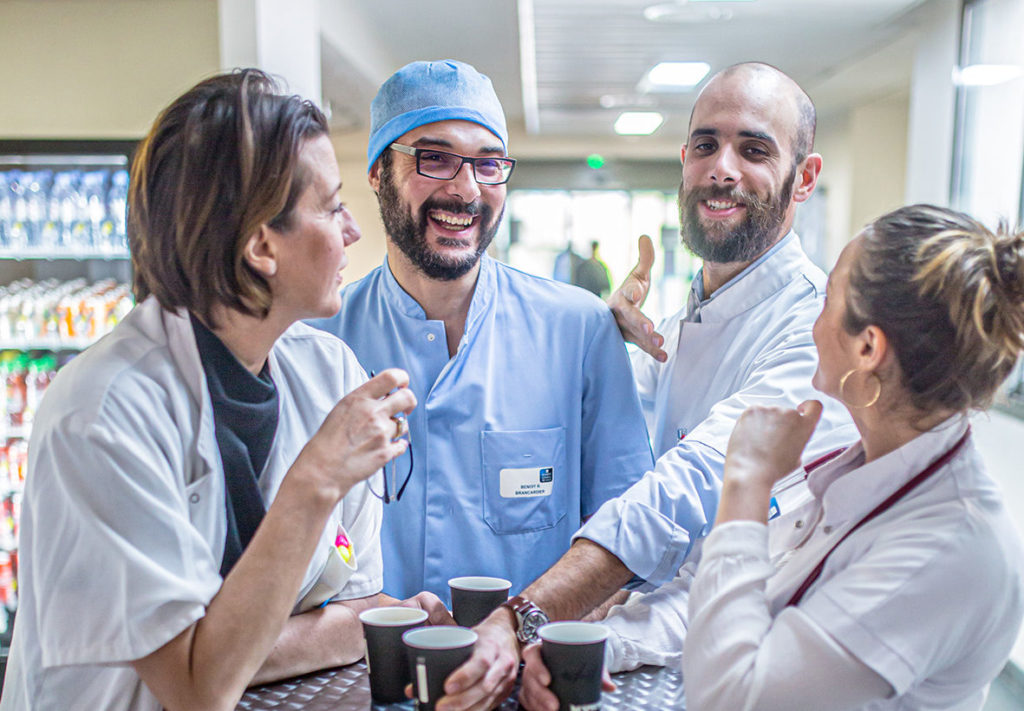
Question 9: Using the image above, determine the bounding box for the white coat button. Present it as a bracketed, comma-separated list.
[823, 525, 833, 534]
[794, 520, 804, 529]
[427, 333, 436, 342]
[190, 493, 200, 504]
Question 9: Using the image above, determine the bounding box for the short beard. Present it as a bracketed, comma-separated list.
[678, 166, 795, 263]
[377, 166, 503, 281]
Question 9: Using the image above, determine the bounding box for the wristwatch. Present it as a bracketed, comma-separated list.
[501, 595, 550, 644]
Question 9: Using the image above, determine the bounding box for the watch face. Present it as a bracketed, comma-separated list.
[522, 610, 549, 640]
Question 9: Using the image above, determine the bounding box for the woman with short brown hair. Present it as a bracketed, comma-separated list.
[2, 70, 440, 711]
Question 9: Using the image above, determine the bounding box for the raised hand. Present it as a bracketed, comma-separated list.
[607, 235, 666, 362]
[294, 368, 416, 502]
[717, 401, 823, 524]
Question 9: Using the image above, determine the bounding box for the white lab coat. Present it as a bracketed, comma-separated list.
[580, 233, 857, 599]
[1, 296, 382, 711]
[633, 232, 854, 460]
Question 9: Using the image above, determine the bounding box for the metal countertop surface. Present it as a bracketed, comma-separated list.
[238, 659, 684, 710]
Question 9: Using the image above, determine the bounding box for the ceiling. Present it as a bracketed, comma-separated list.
[320, 0, 938, 149]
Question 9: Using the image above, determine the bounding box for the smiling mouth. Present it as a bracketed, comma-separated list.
[703, 199, 743, 212]
[428, 209, 476, 230]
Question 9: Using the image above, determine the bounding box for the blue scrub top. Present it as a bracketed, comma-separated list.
[310, 256, 653, 600]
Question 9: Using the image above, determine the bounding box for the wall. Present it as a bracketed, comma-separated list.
[815, 115, 854, 269]
[904, 0, 960, 205]
[0, 0, 220, 138]
[848, 91, 911, 239]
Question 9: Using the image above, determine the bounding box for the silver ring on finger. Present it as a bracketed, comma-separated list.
[391, 414, 408, 441]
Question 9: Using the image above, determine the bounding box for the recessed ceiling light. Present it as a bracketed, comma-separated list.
[614, 112, 665, 136]
[644, 0, 751, 23]
[599, 94, 657, 109]
[952, 64, 1024, 86]
[645, 61, 711, 89]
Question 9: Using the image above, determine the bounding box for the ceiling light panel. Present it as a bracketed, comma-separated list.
[645, 61, 711, 89]
[614, 111, 665, 135]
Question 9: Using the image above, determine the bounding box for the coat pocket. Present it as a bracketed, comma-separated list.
[481, 427, 567, 534]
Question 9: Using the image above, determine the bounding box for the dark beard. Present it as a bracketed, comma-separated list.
[377, 168, 503, 281]
[678, 166, 795, 263]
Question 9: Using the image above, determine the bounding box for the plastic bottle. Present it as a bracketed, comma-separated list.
[82, 171, 107, 250]
[104, 169, 129, 252]
[24, 171, 50, 249]
[7, 172, 29, 250]
[23, 355, 54, 426]
[69, 170, 90, 250]
[48, 171, 77, 249]
[4, 355, 27, 428]
[0, 173, 11, 248]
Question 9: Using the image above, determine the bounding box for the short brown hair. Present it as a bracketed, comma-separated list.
[845, 204, 1024, 413]
[128, 68, 328, 324]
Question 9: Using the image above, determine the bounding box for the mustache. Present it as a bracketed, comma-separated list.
[685, 183, 761, 206]
[421, 197, 484, 216]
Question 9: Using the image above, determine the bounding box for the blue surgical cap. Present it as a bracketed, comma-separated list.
[367, 59, 508, 173]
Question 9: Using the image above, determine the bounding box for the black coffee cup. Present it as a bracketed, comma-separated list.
[359, 606, 429, 703]
[448, 576, 512, 627]
[539, 622, 609, 711]
[403, 626, 478, 711]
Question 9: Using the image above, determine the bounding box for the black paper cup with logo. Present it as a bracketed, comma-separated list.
[539, 621, 609, 711]
[359, 606, 429, 703]
[403, 626, 478, 711]
[448, 576, 512, 627]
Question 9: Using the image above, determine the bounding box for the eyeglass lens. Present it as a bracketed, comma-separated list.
[417, 150, 514, 184]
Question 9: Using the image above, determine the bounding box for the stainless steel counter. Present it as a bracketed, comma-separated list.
[238, 660, 684, 710]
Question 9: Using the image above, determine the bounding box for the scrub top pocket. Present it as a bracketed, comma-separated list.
[481, 427, 568, 534]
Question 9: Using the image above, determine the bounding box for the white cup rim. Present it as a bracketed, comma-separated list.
[448, 576, 513, 592]
[403, 626, 478, 649]
[538, 621, 609, 645]
[359, 606, 429, 627]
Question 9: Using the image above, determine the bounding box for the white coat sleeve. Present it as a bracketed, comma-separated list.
[335, 480, 383, 599]
[30, 402, 222, 668]
[683, 521, 892, 711]
[602, 556, 697, 673]
[332, 347, 383, 599]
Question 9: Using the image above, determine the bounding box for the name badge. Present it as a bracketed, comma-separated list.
[500, 466, 554, 498]
[768, 496, 781, 521]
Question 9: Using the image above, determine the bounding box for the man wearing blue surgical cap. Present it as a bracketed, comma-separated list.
[310, 60, 653, 607]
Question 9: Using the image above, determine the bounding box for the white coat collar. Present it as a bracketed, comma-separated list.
[684, 232, 821, 324]
[808, 416, 970, 529]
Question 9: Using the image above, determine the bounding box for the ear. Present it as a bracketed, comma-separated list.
[368, 159, 382, 193]
[679, 144, 687, 165]
[855, 324, 889, 372]
[791, 153, 822, 204]
[243, 224, 278, 279]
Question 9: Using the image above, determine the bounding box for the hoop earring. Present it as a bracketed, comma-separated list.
[838, 369, 882, 409]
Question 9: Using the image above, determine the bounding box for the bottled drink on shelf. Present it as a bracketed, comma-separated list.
[2, 354, 27, 428]
[0, 167, 130, 254]
[6, 172, 30, 250]
[0, 278, 132, 346]
[102, 170, 129, 252]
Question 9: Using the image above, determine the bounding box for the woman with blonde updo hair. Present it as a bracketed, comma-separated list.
[682, 204, 1024, 711]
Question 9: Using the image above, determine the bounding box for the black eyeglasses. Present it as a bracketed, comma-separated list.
[368, 413, 414, 504]
[390, 143, 516, 185]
